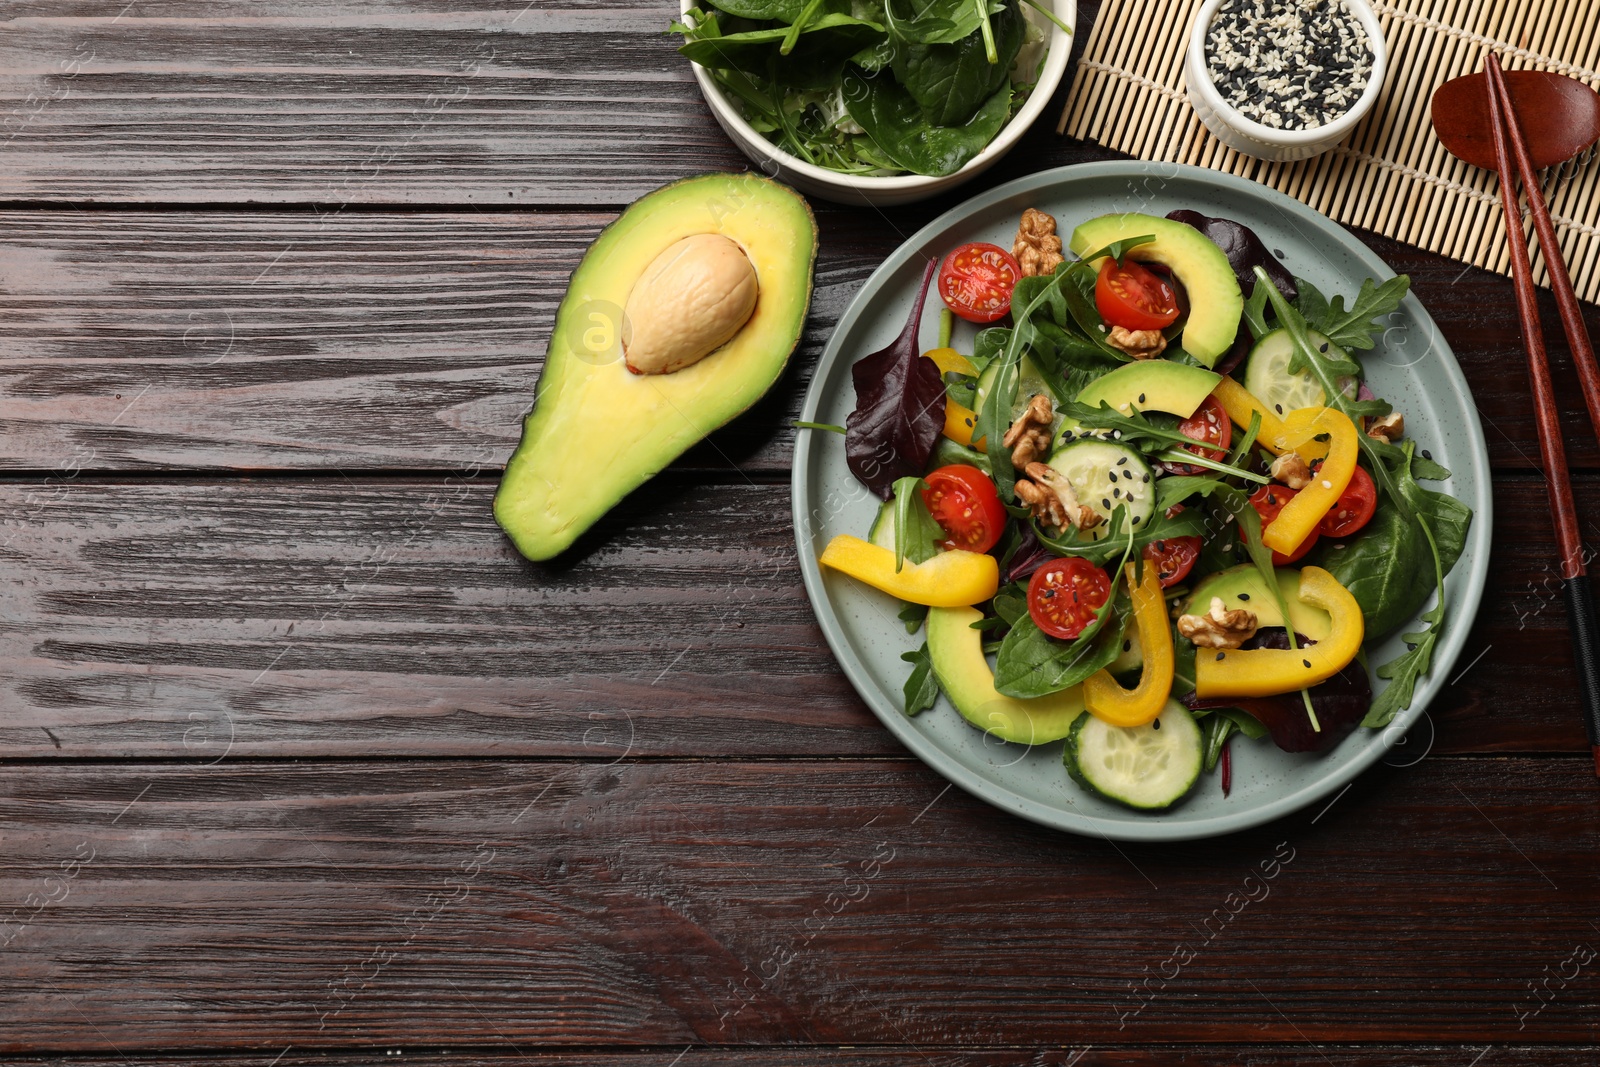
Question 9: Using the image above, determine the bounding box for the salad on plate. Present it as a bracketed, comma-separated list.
[812, 206, 1474, 812]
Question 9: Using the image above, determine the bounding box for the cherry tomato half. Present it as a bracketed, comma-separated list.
[938, 243, 1020, 324]
[1164, 393, 1233, 476]
[1027, 557, 1114, 640]
[1143, 535, 1203, 588]
[1094, 257, 1181, 331]
[1246, 484, 1320, 565]
[1318, 463, 1378, 538]
[922, 464, 1006, 554]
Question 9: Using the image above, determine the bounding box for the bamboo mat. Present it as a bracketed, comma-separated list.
[1059, 0, 1600, 301]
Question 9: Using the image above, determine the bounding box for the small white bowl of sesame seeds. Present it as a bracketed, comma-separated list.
[1185, 0, 1386, 162]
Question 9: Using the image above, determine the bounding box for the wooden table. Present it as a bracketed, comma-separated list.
[3, 1, 1599, 1062]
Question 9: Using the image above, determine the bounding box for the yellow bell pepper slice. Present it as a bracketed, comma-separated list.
[925, 347, 982, 447]
[819, 535, 998, 607]
[1084, 562, 1174, 727]
[1260, 406, 1358, 556]
[1212, 378, 1289, 455]
[1194, 565, 1365, 699]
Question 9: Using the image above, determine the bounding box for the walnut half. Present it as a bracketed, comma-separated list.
[1013, 208, 1064, 278]
[1367, 411, 1404, 443]
[1107, 326, 1166, 360]
[1002, 393, 1054, 469]
[1269, 452, 1313, 489]
[1176, 597, 1259, 650]
[1016, 462, 1103, 532]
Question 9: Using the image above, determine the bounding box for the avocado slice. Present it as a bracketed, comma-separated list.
[1055, 359, 1221, 446]
[494, 174, 817, 561]
[1185, 564, 1333, 642]
[926, 606, 1086, 745]
[1069, 213, 1244, 367]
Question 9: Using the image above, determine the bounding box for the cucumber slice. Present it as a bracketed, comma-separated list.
[1064, 701, 1202, 810]
[974, 355, 1060, 432]
[1045, 438, 1155, 540]
[867, 501, 896, 550]
[1244, 328, 1356, 418]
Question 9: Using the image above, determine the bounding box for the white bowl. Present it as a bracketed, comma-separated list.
[1185, 0, 1387, 162]
[681, 1, 1075, 206]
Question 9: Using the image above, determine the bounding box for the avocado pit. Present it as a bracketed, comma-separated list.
[622, 233, 758, 375]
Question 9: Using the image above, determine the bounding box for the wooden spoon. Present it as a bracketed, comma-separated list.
[1432, 68, 1600, 172]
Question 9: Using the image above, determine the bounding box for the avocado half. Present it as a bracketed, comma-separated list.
[495, 173, 817, 561]
[1069, 213, 1244, 367]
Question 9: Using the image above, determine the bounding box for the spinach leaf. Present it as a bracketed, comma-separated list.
[992, 601, 1129, 698]
[901, 642, 941, 715]
[680, 13, 887, 84]
[845, 257, 946, 498]
[891, 475, 943, 571]
[842, 68, 1013, 177]
[1313, 441, 1471, 637]
[1291, 274, 1411, 352]
[890, 0, 1023, 126]
[992, 580, 1028, 626]
[971, 326, 1008, 372]
[884, 0, 1004, 45]
[703, 0, 808, 20]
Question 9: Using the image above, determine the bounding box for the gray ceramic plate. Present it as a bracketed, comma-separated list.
[792, 161, 1493, 841]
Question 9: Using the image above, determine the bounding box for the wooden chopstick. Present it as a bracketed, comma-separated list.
[1485, 56, 1600, 476]
[1484, 56, 1586, 580]
[1484, 54, 1600, 776]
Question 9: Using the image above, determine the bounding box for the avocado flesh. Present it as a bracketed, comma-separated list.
[1056, 359, 1221, 445]
[1069, 213, 1244, 367]
[494, 173, 817, 561]
[1186, 564, 1333, 642]
[926, 606, 1086, 745]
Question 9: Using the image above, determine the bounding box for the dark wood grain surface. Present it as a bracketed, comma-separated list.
[2, 0, 1598, 1061]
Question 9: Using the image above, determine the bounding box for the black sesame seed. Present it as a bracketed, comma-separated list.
[1274, 248, 1286, 259]
[1142, 473, 1151, 483]
[1117, 456, 1128, 466]
[1319, 342, 1330, 353]
[1303, 658, 1312, 668]
[1102, 498, 1111, 509]
[1238, 593, 1250, 601]
[1275, 403, 1284, 414]
[1422, 449, 1433, 460]
[1138, 393, 1146, 404]
[1123, 640, 1132, 652]
[1216, 652, 1225, 661]
[1152, 719, 1161, 730]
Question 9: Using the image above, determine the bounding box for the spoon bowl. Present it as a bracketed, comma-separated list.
[1433, 68, 1600, 172]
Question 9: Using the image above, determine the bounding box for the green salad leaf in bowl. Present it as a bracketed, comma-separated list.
[672, 0, 1067, 178]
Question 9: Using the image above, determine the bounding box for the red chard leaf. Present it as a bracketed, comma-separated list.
[846, 256, 947, 500]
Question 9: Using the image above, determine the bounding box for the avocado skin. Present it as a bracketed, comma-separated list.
[494, 173, 817, 561]
[1068, 213, 1245, 367]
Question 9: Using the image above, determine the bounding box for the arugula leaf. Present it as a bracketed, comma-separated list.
[898, 602, 929, 634]
[891, 476, 943, 571]
[1291, 275, 1411, 352]
[1033, 501, 1211, 566]
[901, 642, 941, 716]
[1055, 399, 1270, 482]
[1363, 518, 1446, 728]
[1242, 278, 1272, 342]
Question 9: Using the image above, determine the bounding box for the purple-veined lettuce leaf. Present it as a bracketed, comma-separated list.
[845, 257, 946, 500]
[1166, 209, 1299, 376]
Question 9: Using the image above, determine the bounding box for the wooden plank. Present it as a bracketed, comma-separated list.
[1, 756, 1597, 1052]
[0, 208, 899, 474]
[0, 0, 751, 205]
[0, 210, 1592, 474]
[0, 475, 1583, 758]
[14, 1050, 1600, 1066]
